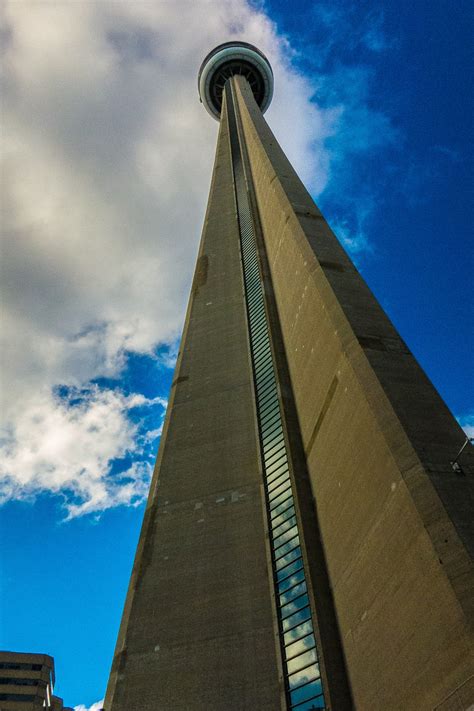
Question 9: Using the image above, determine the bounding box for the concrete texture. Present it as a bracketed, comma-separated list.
[104, 94, 283, 710]
[234, 75, 474, 710]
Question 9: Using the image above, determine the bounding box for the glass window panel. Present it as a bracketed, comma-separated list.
[269, 490, 293, 514]
[268, 479, 291, 508]
[263, 429, 285, 455]
[266, 452, 288, 473]
[280, 593, 310, 620]
[250, 328, 270, 344]
[271, 508, 296, 535]
[267, 462, 289, 485]
[275, 546, 301, 570]
[260, 407, 281, 433]
[250, 307, 266, 323]
[243, 251, 257, 265]
[253, 341, 271, 359]
[282, 605, 311, 632]
[250, 315, 266, 329]
[262, 414, 282, 433]
[254, 354, 273, 372]
[256, 368, 275, 388]
[272, 508, 298, 536]
[260, 404, 280, 424]
[258, 391, 278, 411]
[279, 580, 307, 607]
[273, 523, 298, 548]
[253, 346, 270, 363]
[259, 399, 280, 420]
[258, 387, 278, 408]
[290, 679, 323, 706]
[252, 323, 269, 342]
[253, 353, 271, 370]
[291, 694, 325, 710]
[264, 437, 285, 460]
[268, 478, 291, 501]
[245, 257, 260, 271]
[274, 534, 300, 559]
[264, 439, 286, 463]
[265, 450, 287, 472]
[252, 331, 269, 350]
[253, 346, 270, 362]
[252, 330, 269, 346]
[268, 471, 290, 493]
[263, 440, 288, 469]
[270, 497, 295, 521]
[262, 423, 283, 445]
[263, 435, 285, 457]
[243, 244, 258, 258]
[277, 558, 303, 582]
[247, 294, 264, 311]
[287, 650, 319, 678]
[257, 378, 277, 399]
[249, 297, 264, 311]
[283, 619, 313, 646]
[246, 269, 262, 282]
[246, 283, 261, 297]
[262, 417, 282, 437]
[257, 371, 276, 390]
[285, 633, 315, 661]
[245, 261, 260, 276]
[254, 354, 272, 372]
[259, 389, 279, 409]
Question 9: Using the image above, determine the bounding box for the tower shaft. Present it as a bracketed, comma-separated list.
[105, 74, 474, 711]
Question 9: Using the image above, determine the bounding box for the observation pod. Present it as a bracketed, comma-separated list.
[198, 41, 274, 120]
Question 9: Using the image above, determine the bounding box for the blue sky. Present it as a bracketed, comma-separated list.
[0, 1, 472, 707]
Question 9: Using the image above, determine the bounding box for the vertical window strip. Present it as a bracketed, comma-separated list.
[226, 82, 326, 711]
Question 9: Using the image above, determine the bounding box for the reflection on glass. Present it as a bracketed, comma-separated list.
[278, 568, 305, 595]
[282, 606, 311, 633]
[285, 632, 315, 660]
[280, 592, 309, 619]
[268, 472, 290, 494]
[273, 524, 298, 548]
[291, 693, 325, 710]
[280, 580, 307, 608]
[283, 620, 313, 646]
[274, 531, 299, 555]
[290, 678, 323, 706]
[268, 477, 291, 504]
[272, 512, 297, 537]
[287, 649, 318, 676]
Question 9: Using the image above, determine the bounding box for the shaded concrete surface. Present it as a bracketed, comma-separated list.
[104, 96, 282, 710]
[235, 76, 474, 710]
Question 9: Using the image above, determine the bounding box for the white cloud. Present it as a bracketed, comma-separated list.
[0, 0, 395, 516]
[457, 413, 474, 440]
[74, 700, 104, 711]
[0, 385, 165, 518]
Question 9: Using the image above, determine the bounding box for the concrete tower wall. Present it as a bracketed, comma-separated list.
[234, 76, 474, 710]
[104, 93, 282, 711]
[105, 63, 473, 710]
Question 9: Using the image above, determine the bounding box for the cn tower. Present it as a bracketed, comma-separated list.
[105, 43, 474, 711]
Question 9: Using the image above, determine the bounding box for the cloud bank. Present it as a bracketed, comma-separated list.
[0, 0, 395, 517]
[74, 700, 104, 711]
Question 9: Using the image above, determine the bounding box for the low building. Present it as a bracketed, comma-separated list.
[0, 652, 72, 711]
